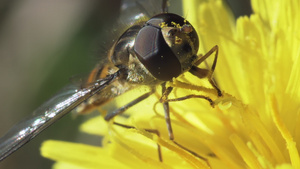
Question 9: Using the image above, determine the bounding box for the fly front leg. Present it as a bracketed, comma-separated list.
[159, 83, 212, 167]
[163, 94, 215, 107]
[160, 83, 174, 140]
[159, 82, 215, 140]
[190, 45, 222, 96]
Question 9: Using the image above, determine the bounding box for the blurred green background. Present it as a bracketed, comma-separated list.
[0, 0, 251, 169]
[0, 1, 122, 168]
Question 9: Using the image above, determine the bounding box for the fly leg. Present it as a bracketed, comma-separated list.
[104, 89, 161, 159]
[104, 89, 155, 121]
[163, 94, 215, 107]
[160, 83, 174, 140]
[160, 83, 212, 167]
[113, 122, 211, 167]
[173, 141, 211, 168]
[160, 83, 215, 140]
[191, 45, 222, 96]
[113, 122, 163, 162]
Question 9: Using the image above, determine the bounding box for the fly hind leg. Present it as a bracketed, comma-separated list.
[113, 122, 163, 162]
[113, 122, 211, 168]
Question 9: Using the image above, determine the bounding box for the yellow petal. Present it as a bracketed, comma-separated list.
[40, 140, 130, 169]
[79, 116, 108, 136]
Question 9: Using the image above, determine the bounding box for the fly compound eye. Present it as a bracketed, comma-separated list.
[134, 13, 199, 81]
[134, 25, 182, 81]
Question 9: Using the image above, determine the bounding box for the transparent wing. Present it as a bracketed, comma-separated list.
[119, 0, 164, 22]
[0, 0, 165, 162]
[0, 72, 119, 161]
[100, 0, 164, 56]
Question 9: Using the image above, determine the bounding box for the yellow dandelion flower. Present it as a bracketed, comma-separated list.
[40, 0, 300, 169]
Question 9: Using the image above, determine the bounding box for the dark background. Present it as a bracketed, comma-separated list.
[0, 0, 251, 169]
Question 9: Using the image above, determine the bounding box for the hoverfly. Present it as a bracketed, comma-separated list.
[0, 0, 222, 163]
